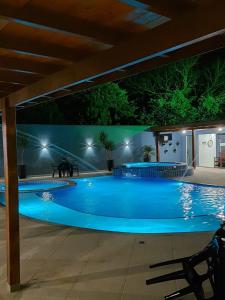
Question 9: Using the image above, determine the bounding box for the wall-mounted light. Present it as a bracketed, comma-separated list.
[124, 140, 129, 147]
[87, 142, 93, 149]
[85, 139, 94, 150]
[218, 127, 223, 132]
[41, 142, 48, 150]
[39, 141, 50, 158]
[182, 129, 187, 134]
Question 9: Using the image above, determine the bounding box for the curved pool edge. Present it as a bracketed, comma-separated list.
[0, 179, 76, 193]
[0, 176, 224, 234]
[0, 187, 222, 234]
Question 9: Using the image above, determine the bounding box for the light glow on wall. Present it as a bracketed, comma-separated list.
[87, 142, 93, 149]
[41, 143, 48, 150]
[124, 140, 130, 148]
[40, 140, 51, 158]
[84, 138, 95, 156]
[85, 138, 94, 149]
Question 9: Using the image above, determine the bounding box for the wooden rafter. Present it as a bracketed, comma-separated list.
[1, 0, 224, 109]
[140, 0, 198, 18]
[0, 55, 65, 75]
[0, 3, 127, 45]
[0, 69, 42, 85]
[151, 120, 225, 132]
[0, 30, 101, 63]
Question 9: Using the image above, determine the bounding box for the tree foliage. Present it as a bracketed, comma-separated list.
[84, 82, 134, 124]
[17, 52, 225, 126]
[121, 56, 225, 125]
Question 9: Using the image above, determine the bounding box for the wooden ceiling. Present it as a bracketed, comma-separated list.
[151, 120, 225, 133]
[0, 0, 224, 110]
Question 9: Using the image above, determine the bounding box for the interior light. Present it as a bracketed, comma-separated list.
[218, 127, 223, 132]
[182, 130, 187, 134]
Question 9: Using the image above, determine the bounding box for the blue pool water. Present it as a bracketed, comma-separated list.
[0, 176, 224, 233]
[0, 180, 69, 192]
[124, 162, 178, 168]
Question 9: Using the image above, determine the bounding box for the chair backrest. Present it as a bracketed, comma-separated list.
[212, 235, 225, 299]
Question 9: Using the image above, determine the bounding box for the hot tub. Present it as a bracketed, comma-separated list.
[113, 162, 191, 178]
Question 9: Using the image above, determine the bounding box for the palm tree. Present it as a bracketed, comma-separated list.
[143, 145, 155, 162]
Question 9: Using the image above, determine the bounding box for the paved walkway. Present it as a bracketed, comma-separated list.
[180, 166, 225, 186]
[0, 167, 223, 300]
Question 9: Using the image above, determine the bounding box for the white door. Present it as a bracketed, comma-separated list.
[198, 134, 216, 167]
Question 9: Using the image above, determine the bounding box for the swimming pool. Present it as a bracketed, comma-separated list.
[0, 176, 224, 233]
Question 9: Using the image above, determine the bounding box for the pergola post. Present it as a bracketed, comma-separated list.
[2, 98, 20, 292]
[155, 132, 160, 162]
[192, 129, 196, 169]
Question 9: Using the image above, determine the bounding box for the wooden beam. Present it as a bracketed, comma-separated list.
[2, 98, 20, 292]
[140, 0, 197, 18]
[0, 32, 96, 63]
[0, 82, 25, 92]
[0, 55, 64, 75]
[0, 69, 42, 84]
[151, 120, 225, 132]
[192, 129, 196, 169]
[1, 0, 225, 108]
[155, 132, 160, 162]
[0, 4, 123, 45]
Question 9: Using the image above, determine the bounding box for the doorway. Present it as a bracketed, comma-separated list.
[198, 134, 216, 167]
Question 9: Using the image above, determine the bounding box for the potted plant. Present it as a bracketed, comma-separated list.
[143, 145, 154, 162]
[98, 131, 115, 171]
[17, 135, 29, 179]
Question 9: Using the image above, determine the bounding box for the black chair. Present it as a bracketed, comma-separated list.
[146, 224, 225, 300]
[72, 163, 79, 177]
[52, 165, 58, 178]
[56, 162, 79, 178]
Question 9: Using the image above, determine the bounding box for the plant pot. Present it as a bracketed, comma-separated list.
[143, 155, 150, 162]
[107, 159, 114, 171]
[18, 164, 27, 179]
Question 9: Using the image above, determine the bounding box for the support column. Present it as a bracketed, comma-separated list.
[192, 129, 196, 169]
[155, 132, 160, 162]
[2, 98, 20, 292]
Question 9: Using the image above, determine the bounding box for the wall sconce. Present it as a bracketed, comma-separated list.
[86, 142, 94, 149]
[182, 129, 187, 134]
[41, 143, 48, 150]
[124, 140, 129, 147]
[218, 127, 223, 132]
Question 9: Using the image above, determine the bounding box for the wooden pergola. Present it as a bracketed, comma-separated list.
[151, 120, 225, 168]
[0, 0, 225, 292]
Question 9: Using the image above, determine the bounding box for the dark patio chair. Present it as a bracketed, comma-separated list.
[72, 163, 79, 177]
[214, 152, 225, 167]
[51, 165, 58, 178]
[146, 224, 225, 300]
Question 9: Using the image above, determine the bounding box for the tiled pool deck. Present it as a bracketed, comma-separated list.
[0, 167, 224, 300]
